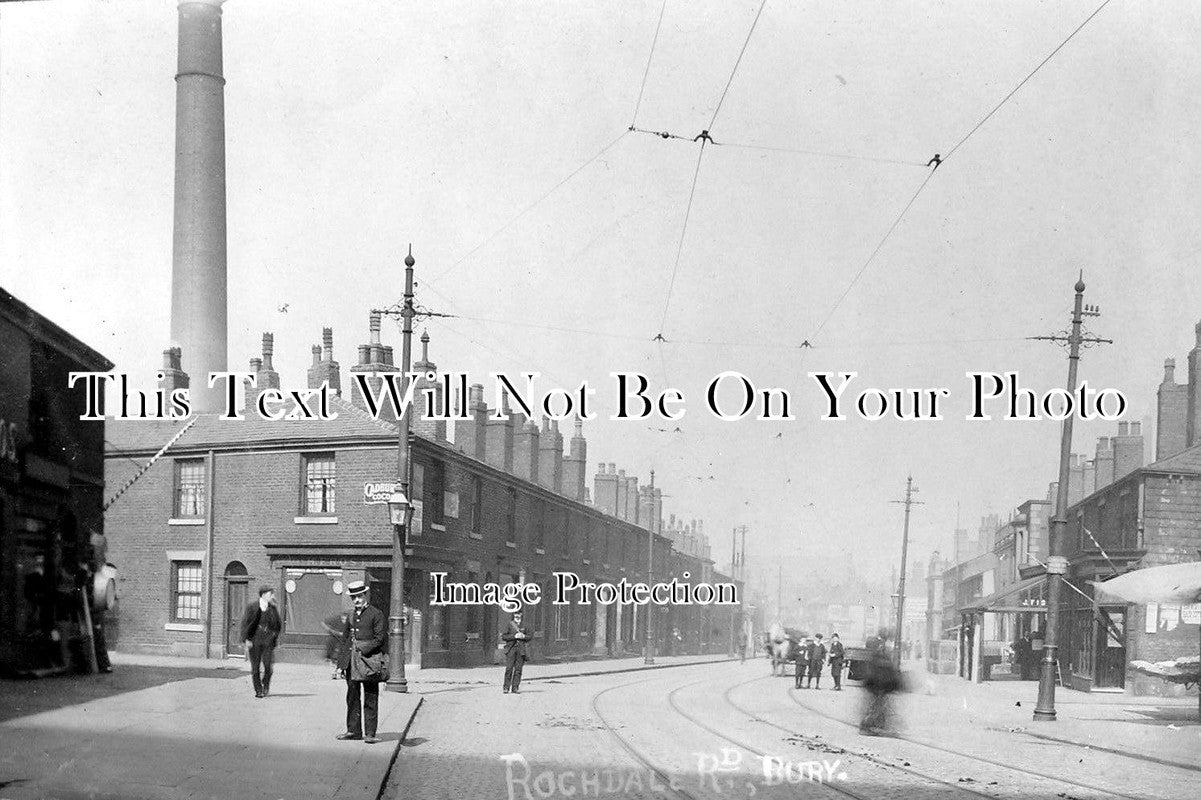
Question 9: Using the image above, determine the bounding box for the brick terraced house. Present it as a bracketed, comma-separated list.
[104, 320, 741, 667]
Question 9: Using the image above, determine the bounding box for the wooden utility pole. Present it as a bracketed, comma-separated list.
[890, 476, 922, 669]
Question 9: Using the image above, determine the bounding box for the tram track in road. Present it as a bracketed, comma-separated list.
[590, 664, 878, 800]
[666, 672, 998, 800]
[589, 673, 704, 800]
[775, 682, 1154, 800]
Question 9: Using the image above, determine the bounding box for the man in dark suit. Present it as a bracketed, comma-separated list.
[501, 611, 530, 693]
[239, 586, 282, 698]
[336, 581, 386, 744]
[806, 633, 828, 688]
[828, 633, 845, 690]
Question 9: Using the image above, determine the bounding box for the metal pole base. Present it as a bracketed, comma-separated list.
[1032, 651, 1058, 721]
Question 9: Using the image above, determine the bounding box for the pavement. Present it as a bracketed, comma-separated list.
[0, 657, 421, 800]
[0, 650, 737, 800]
[891, 663, 1201, 770]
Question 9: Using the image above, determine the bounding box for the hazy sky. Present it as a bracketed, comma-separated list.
[4, 0, 1200, 591]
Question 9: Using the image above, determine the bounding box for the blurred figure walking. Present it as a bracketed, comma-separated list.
[859, 637, 902, 735]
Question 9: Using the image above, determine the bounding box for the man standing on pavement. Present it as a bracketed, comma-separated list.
[240, 586, 282, 699]
[502, 611, 530, 693]
[337, 581, 386, 744]
[806, 633, 828, 688]
[828, 633, 845, 690]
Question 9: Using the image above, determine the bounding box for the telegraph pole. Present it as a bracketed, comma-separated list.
[890, 476, 923, 669]
[1029, 275, 1110, 721]
[644, 470, 656, 664]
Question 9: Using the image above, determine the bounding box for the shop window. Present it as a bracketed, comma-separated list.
[171, 560, 203, 622]
[302, 453, 336, 514]
[175, 459, 205, 517]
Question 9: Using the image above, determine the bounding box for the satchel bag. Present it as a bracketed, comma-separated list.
[349, 638, 389, 683]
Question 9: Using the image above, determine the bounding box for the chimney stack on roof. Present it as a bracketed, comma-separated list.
[159, 346, 190, 396]
[307, 327, 342, 397]
[349, 312, 399, 421]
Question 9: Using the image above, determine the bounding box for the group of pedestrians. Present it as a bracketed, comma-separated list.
[790, 632, 846, 690]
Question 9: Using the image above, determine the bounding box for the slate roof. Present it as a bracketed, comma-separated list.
[1141, 443, 1201, 476]
[105, 395, 399, 455]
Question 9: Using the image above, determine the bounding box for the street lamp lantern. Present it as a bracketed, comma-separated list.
[387, 491, 410, 527]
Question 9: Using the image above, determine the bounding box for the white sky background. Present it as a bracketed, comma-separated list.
[3, 0, 1201, 593]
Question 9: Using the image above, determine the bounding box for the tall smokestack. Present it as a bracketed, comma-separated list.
[170, 0, 228, 412]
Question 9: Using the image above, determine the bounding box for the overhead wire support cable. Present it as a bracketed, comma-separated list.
[944, 0, 1113, 161]
[629, 126, 693, 142]
[630, 0, 669, 129]
[714, 140, 930, 168]
[431, 128, 630, 282]
[658, 138, 708, 333]
[708, 0, 769, 131]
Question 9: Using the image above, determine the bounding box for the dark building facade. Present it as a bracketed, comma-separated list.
[1, 288, 112, 675]
[104, 324, 741, 667]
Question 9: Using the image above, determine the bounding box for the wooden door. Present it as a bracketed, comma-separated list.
[226, 580, 247, 656]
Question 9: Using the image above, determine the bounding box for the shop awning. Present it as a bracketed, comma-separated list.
[961, 574, 1047, 614]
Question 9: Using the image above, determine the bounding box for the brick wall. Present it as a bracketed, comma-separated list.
[105, 430, 726, 666]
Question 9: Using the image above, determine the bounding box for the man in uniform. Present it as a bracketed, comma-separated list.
[336, 581, 386, 743]
[239, 586, 282, 698]
[501, 611, 530, 693]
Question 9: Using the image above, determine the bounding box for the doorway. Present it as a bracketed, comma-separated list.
[1094, 608, 1126, 689]
[224, 561, 249, 657]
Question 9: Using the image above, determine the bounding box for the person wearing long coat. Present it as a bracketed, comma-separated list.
[335, 581, 386, 743]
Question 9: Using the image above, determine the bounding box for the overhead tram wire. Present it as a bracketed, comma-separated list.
[657, 139, 707, 333]
[944, 0, 1114, 161]
[430, 127, 630, 283]
[799, 0, 1113, 348]
[807, 168, 937, 341]
[707, 0, 770, 131]
[630, 0, 668, 130]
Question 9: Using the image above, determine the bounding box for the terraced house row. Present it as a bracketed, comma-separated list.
[104, 317, 743, 668]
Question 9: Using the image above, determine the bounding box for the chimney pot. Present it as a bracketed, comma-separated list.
[357, 344, 370, 365]
[323, 327, 334, 360]
[311, 345, 322, 365]
[1118, 421, 1129, 436]
[369, 311, 382, 345]
[1131, 421, 1141, 436]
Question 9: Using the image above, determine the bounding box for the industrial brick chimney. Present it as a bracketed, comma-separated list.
[169, 0, 229, 412]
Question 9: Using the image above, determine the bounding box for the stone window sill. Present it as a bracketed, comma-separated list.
[469, 532, 483, 540]
[168, 518, 205, 526]
[294, 516, 338, 525]
[165, 622, 204, 632]
[505, 541, 517, 549]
